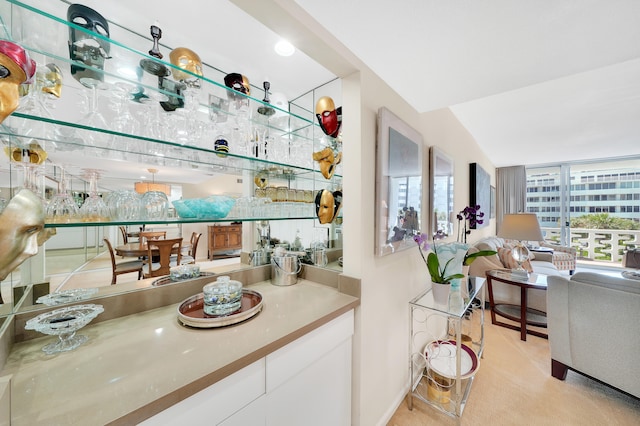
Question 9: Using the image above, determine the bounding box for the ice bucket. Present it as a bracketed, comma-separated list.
[271, 254, 302, 286]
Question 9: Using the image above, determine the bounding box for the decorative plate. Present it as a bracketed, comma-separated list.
[36, 288, 99, 306]
[424, 340, 479, 379]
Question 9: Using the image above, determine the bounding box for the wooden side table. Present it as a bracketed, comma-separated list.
[486, 270, 549, 341]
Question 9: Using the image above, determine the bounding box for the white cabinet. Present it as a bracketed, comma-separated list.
[265, 310, 354, 426]
[140, 359, 266, 425]
[142, 310, 354, 425]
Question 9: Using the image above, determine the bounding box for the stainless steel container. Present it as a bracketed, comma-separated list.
[250, 250, 269, 266]
[311, 247, 328, 267]
[271, 254, 301, 286]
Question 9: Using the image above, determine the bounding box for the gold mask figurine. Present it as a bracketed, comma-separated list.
[315, 188, 343, 224]
[40, 63, 63, 98]
[0, 40, 36, 124]
[0, 189, 48, 281]
[169, 47, 203, 87]
[4, 142, 48, 165]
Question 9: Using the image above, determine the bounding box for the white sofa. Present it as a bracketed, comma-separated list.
[467, 237, 559, 312]
[547, 272, 640, 398]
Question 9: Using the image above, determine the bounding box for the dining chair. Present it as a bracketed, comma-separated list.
[172, 232, 202, 265]
[139, 230, 167, 244]
[118, 226, 129, 244]
[143, 237, 182, 278]
[104, 238, 143, 285]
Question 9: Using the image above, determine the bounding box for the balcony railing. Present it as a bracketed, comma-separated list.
[542, 227, 639, 264]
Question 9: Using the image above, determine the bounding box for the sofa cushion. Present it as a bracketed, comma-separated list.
[497, 247, 533, 272]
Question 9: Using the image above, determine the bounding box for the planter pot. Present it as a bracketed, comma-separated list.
[431, 282, 451, 305]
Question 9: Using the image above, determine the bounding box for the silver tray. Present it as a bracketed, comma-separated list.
[177, 289, 263, 328]
[152, 272, 216, 286]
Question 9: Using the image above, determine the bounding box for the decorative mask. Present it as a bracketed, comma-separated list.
[312, 146, 342, 180]
[169, 47, 203, 87]
[315, 96, 342, 138]
[315, 189, 343, 224]
[40, 63, 63, 98]
[224, 72, 251, 96]
[4, 142, 48, 165]
[0, 40, 36, 124]
[67, 4, 110, 85]
[0, 189, 46, 281]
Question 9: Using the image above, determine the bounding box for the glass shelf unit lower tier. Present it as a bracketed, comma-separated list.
[43, 215, 324, 228]
[408, 276, 485, 420]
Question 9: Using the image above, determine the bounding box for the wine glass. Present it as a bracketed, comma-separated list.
[76, 78, 112, 153]
[109, 82, 140, 156]
[46, 166, 80, 223]
[78, 169, 110, 222]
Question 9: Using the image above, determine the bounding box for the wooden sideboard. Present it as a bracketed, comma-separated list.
[208, 224, 242, 259]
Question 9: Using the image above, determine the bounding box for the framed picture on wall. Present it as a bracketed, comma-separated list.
[375, 107, 424, 256]
[469, 163, 490, 229]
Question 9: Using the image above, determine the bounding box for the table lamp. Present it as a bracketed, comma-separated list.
[497, 213, 544, 276]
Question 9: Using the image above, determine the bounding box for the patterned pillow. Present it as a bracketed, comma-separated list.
[497, 247, 533, 272]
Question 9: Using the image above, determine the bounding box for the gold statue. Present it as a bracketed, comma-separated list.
[0, 189, 51, 282]
[0, 40, 36, 124]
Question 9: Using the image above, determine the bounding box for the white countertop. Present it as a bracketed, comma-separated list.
[1, 280, 359, 425]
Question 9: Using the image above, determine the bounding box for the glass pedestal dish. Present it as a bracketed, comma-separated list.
[25, 304, 104, 354]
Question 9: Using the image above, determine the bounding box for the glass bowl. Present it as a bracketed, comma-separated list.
[25, 304, 104, 355]
[169, 264, 201, 281]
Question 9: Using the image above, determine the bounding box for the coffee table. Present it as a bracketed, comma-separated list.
[486, 270, 549, 341]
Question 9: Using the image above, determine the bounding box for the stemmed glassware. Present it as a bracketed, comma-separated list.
[109, 82, 140, 157]
[46, 166, 80, 223]
[77, 78, 112, 153]
[78, 169, 110, 222]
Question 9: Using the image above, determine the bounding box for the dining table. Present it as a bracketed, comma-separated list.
[115, 241, 190, 258]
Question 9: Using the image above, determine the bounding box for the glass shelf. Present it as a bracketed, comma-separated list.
[43, 215, 320, 228]
[0, 116, 341, 181]
[1, 0, 343, 182]
[5, 0, 321, 137]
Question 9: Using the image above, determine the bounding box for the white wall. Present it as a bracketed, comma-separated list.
[210, 2, 499, 424]
[344, 64, 497, 426]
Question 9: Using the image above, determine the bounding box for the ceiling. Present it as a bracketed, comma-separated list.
[292, 0, 640, 167]
[7, 0, 640, 193]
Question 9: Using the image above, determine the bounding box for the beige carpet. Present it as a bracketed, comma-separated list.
[388, 320, 640, 425]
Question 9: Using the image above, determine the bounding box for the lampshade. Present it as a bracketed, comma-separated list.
[134, 182, 171, 195]
[497, 213, 544, 242]
[135, 168, 171, 195]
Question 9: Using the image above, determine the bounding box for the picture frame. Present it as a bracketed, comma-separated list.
[469, 163, 490, 229]
[375, 107, 424, 256]
[430, 147, 454, 237]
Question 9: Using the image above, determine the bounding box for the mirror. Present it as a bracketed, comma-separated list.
[0, 1, 343, 317]
[375, 107, 424, 256]
[430, 147, 454, 237]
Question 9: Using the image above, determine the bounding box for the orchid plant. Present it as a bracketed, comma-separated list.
[414, 230, 496, 284]
[457, 205, 485, 244]
[414, 233, 465, 284]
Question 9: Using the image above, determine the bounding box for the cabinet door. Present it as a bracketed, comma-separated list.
[213, 231, 230, 250]
[219, 395, 266, 426]
[140, 359, 265, 425]
[227, 229, 242, 249]
[265, 310, 354, 426]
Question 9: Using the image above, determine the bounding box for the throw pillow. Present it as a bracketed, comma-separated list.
[497, 247, 533, 272]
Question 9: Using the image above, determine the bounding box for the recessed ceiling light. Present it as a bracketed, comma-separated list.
[274, 40, 295, 57]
